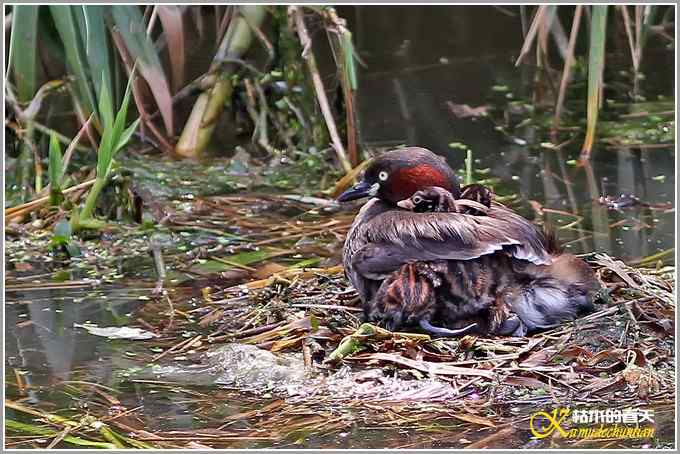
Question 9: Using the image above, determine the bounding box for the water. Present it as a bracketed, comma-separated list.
[5, 5, 675, 449]
[339, 4, 675, 264]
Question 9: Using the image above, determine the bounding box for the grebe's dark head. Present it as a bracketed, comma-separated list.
[337, 147, 460, 204]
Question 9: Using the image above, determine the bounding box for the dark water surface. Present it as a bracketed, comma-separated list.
[341, 5, 675, 264]
[5, 5, 675, 449]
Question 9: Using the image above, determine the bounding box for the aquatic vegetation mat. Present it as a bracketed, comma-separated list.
[5, 191, 675, 449]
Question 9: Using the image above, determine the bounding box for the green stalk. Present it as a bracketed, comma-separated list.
[78, 176, 107, 220]
[17, 131, 34, 202]
[581, 5, 608, 159]
[465, 148, 473, 186]
[73, 73, 139, 230]
[29, 124, 43, 194]
[175, 77, 233, 157]
[48, 133, 64, 205]
[175, 6, 266, 157]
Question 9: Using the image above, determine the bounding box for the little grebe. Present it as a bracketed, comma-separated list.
[338, 147, 600, 336]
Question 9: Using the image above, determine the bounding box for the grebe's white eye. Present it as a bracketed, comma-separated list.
[378, 171, 389, 181]
[412, 195, 423, 205]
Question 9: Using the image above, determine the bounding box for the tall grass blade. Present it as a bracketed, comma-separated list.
[114, 118, 141, 154]
[112, 5, 174, 135]
[109, 74, 136, 158]
[49, 5, 97, 116]
[340, 30, 359, 166]
[639, 5, 658, 51]
[96, 74, 134, 178]
[97, 73, 114, 132]
[514, 6, 548, 66]
[553, 5, 583, 130]
[341, 32, 358, 91]
[8, 5, 40, 102]
[81, 74, 139, 224]
[581, 5, 608, 159]
[156, 6, 186, 92]
[82, 6, 113, 106]
[96, 74, 115, 177]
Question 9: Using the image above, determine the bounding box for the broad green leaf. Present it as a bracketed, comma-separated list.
[114, 118, 141, 154]
[96, 71, 133, 177]
[49, 5, 97, 116]
[225, 249, 279, 266]
[112, 5, 174, 135]
[82, 6, 113, 109]
[97, 72, 114, 132]
[190, 260, 231, 274]
[49, 235, 69, 249]
[96, 139, 113, 177]
[108, 72, 137, 160]
[9, 5, 40, 102]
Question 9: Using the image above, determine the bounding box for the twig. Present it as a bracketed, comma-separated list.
[61, 113, 94, 175]
[290, 303, 362, 312]
[5, 281, 99, 291]
[290, 6, 352, 173]
[241, 10, 274, 69]
[164, 294, 175, 332]
[151, 335, 201, 363]
[5, 178, 96, 219]
[31, 122, 91, 153]
[323, 8, 359, 166]
[553, 5, 582, 131]
[618, 110, 674, 119]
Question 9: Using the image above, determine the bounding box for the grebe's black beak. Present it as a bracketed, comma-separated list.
[337, 181, 378, 202]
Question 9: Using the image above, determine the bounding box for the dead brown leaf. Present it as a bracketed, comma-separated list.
[519, 347, 557, 368]
[503, 375, 547, 389]
[253, 263, 287, 280]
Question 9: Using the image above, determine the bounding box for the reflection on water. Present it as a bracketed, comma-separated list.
[5, 287, 145, 387]
[476, 145, 674, 262]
